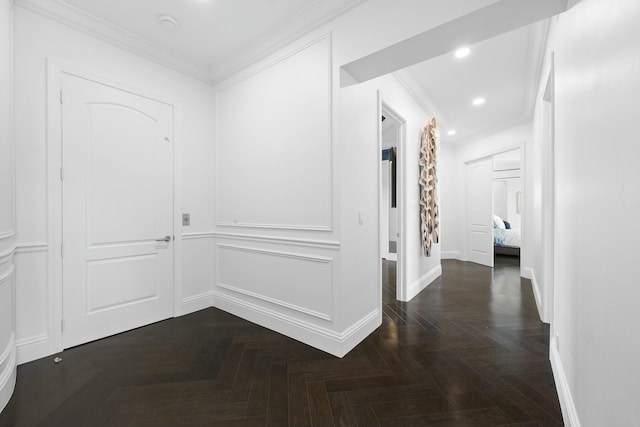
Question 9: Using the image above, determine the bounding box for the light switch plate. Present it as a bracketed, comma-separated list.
[182, 213, 190, 226]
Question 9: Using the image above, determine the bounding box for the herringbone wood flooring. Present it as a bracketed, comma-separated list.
[0, 257, 563, 426]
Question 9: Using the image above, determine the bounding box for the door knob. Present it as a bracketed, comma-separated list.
[155, 236, 171, 242]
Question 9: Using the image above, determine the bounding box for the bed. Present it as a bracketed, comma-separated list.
[493, 215, 521, 256]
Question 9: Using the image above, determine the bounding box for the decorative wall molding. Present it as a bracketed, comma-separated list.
[0, 333, 14, 369]
[550, 337, 581, 427]
[215, 32, 332, 91]
[216, 243, 333, 263]
[184, 231, 341, 250]
[392, 71, 441, 119]
[215, 243, 333, 322]
[0, 332, 16, 411]
[402, 264, 442, 302]
[15, 0, 368, 85]
[0, 264, 15, 283]
[15, 243, 48, 254]
[14, 0, 212, 83]
[215, 33, 333, 233]
[15, 334, 48, 365]
[0, 230, 15, 240]
[215, 222, 332, 233]
[0, 247, 16, 266]
[208, 0, 366, 83]
[214, 290, 379, 357]
[217, 282, 331, 322]
[181, 232, 215, 241]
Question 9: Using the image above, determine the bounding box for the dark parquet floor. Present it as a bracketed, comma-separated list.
[0, 256, 563, 426]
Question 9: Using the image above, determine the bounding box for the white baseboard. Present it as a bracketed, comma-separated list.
[521, 266, 533, 279]
[213, 290, 380, 357]
[441, 251, 461, 260]
[401, 264, 442, 302]
[550, 337, 581, 427]
[0, 333, 16, 413]
[181, 290, 215, 316]
[522, 267, 548, 324]
[16, 334, 49, 365]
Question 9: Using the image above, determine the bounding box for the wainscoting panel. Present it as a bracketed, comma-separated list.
[215, 243, 333, 322]
[215, 34, 332, 231]
[13, 245, 49, 364]
[0, 249, 16, 411]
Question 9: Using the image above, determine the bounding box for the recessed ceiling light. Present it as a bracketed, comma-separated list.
[472, 97, 486, 106]
[447, 130, 457, 136]
[454, 47, 471, 58]
[158, 14, 179, 30]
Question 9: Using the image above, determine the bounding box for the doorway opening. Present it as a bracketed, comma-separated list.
[378, 94, 406, 302]
[492, 148, 523, 269]
[465, 144, 524, 269]
[381, 117, 398, 262]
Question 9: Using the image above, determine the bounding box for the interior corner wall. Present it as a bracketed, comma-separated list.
[438, 147, 460, 259]
[0, 0, 17, 413]
[531, 1, 640, 425]
[211, 0, 451, 356]
[13, 6, 215, 364]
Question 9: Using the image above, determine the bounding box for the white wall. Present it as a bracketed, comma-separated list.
[493, 180, 508, 221]
[0, 0, 16, 413]
[438, 146, 459, 259]
[13, 6, 215, 364]
[504, 178, 522, 230]
[493, 178, 522, 230]
[533, 1, 640, 425]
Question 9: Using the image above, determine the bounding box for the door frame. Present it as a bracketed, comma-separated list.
[46, 60, 183, 354]
[377, 91, 406, 302]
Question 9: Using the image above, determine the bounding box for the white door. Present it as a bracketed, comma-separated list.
[61, 73, 174, 349]
[467, 157, 494, 267]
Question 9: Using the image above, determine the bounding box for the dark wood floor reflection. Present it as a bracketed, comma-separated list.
[0, 257, 562, 426]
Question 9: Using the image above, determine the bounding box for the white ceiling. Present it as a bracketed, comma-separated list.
[27, 0, 550, 146]
[60, 0, 321, 67]
[396, 21, 547, 146]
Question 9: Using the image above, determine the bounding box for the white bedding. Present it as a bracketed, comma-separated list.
[494, 227, 521, 247]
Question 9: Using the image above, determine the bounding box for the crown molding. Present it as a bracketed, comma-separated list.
[15, 0, 369, 86]
[209, 0, 368, 84]
[15, 0, 213, 84]
[451, 116, 531, 150]
[392, 69, 448, 125]
[523, 18, 552, 118]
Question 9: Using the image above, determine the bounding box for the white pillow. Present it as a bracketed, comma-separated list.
[493, 214, 506, 229]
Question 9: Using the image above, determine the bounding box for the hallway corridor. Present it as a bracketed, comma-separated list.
[0, 258, 561, 426]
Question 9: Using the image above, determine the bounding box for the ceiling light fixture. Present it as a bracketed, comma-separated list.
[158, 14, 179, 30]
[447, 130, 457, 136]
[472, 97, 486, 106]
[454, 47, 471, 58]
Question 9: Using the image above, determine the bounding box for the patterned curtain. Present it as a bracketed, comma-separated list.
[419, 118, 439, 257]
